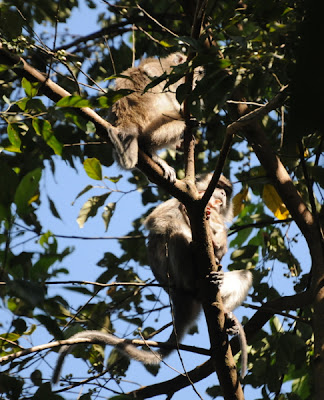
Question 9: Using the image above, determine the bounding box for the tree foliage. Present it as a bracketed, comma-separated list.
[0, 0, 323, 399]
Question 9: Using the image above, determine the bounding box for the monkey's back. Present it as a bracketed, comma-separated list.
[145, 198, 194, 291]
[112, 54, 185, 136]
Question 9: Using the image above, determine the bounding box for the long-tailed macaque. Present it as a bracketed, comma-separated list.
[144, 174, 253, 376]
[52, 175, 252, 383]
[107, 53, 201, 182]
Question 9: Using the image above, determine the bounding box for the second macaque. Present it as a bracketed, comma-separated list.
[107, 52, 202, 182]
[144, 174, 252, 376]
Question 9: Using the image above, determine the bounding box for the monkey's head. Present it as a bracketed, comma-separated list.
[196, 173, 233, 218]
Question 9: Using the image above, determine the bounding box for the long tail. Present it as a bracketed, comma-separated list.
[226, 312, 248, 378]
[52, 330, 160, 384]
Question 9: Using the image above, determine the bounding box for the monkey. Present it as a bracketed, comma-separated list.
[52, 175, 251, 383]
[52, 330, 160, 384]
[106, 52, 202, 182]
[144, 173, 253, 377]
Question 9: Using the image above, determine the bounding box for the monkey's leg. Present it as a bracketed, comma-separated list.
[150, 154, 177, 182]
[142, 117, 186, 182]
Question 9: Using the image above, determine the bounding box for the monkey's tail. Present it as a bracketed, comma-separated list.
[52, 330, 160, 384]
[226, 312, 248, 378]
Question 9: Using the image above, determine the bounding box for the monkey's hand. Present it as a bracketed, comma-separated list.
[208, 270, 224, 290]
[225, 311, 240, 336]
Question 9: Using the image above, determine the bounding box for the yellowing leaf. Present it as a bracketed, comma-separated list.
[84, 158, 102, 180]
[262, 184, 290, 220]
[232, 187, 249, 217]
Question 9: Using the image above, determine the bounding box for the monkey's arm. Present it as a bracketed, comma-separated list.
[52, 330, 160, 384]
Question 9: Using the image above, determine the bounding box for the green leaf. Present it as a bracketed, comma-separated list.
[8, 280, 45, 308]
[7, 123, 22, 148]
[48, 196, 62, 220]
[106, 175, 122, 183]
[21, 77, 40, 98]
[30, 370, 42, 386]
[0, 374, 23, 399]
[14, 168, 42, 217]
[56, 95, 92, 108]
[231, 245, 258, 261]
[84, 158, 103, 180]
[102, 202, 116, 231]
[175, 81, 191, 104]
[33, 382, 61, 399]
[308, 165, 324, 188]
[72, 184, 94, 204]
[32, 118, 63, 156]
[96, 89, 132, 108]
[0, 160, 19, 206]
[35, 315, 62, 338]
[77, 193, 110, 228]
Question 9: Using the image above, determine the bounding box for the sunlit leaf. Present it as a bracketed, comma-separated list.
[32, 118, 63, 155]
[7, 124, 21, 148]
[77, 193, 110, 228]
[56, 95, 92, 108]
[14, 168, 41, 217]
[232, 187, 249, 217]
[231, 245, 258, 260]
[263, 184, 290, 220]
[102, 202, 116, 231]
[21, 77, 40, 97]
[96, 89, 132, 108]
[159, 40, 173, 47]
[83, 158, 102, 180]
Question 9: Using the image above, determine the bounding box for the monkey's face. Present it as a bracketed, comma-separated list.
[210, 187, 227, 214]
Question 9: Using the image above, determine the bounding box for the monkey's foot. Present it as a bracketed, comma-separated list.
[208, 270, 224, 289]
[225, 312, 240, 336]
[151, 155, 177, 183]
